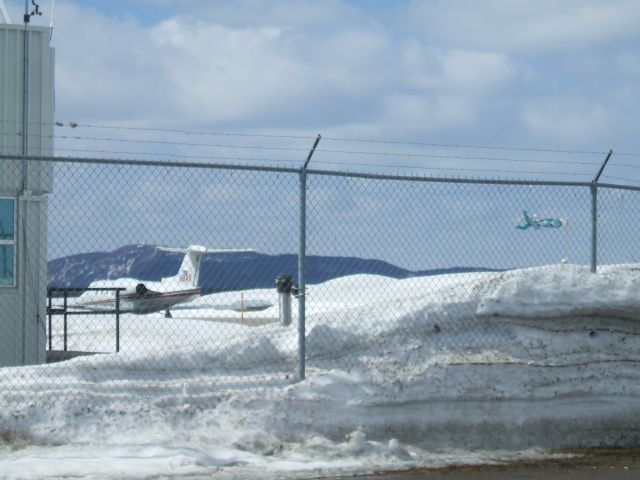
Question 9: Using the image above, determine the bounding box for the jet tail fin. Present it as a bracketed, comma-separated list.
[159, 245, 254, 289]
[163, 245, 207, 289]
[516, 210, 533, 230]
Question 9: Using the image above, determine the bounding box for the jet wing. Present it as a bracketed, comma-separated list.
[170, 299, 274, 313]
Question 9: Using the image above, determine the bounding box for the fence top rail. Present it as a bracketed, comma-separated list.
[0, 153, 299, 175]
[304, 168, 592, 187]
[3, 153, 638, 189]
[597, 182, 640, 192]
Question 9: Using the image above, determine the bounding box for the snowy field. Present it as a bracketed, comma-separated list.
[2, 264, 640, 479]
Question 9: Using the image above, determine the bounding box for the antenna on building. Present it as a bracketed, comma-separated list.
[49, 0, 55, 40]
[21, 0, 45, 180]
[0, 0, 11, 24]
[24, 0, 42, 24]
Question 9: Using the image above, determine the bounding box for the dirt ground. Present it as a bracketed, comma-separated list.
[337, 449, 640, 479]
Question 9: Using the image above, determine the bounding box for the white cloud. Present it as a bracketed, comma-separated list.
[400, 43, 514, 93]
[52, 3, 167, 121]
[18, 0, 636, 160]
[49, 1, 515, 134]
[438, 50, 514, 92]
[521, 98, 610, 143]
[148, 18, 304, 123]
[405, 0, 640, 54]
[381, 94, 473, 132]
[51, 2, 392, 127]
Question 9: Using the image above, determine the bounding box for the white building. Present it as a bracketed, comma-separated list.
[0, 2, 54, 366]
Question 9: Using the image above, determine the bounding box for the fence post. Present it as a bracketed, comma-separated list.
[590, 182, 597, 273]
[115, 288, 121, 353]
[590, 149, 613, 273]
[298, 134, 321, 381]
[47, 289, 52, 351]
[63, 291, 68, 352]
[298, 170, 307, 381]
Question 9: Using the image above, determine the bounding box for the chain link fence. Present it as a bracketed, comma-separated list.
[304, 175, 596, 370]
[1, 155, 639, 398]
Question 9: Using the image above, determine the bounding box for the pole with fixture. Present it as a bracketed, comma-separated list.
[297, 134, 321, 381]
[590, 149, 613, 273]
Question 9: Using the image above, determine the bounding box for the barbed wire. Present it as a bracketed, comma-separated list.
[1, 118, 635, 156]
[0, 144, 596, 178]
[606, 162, 640, 170]
[600, 174, 640, 185]
[316, 149, 601, 166]
[312, 160, 593, 178]
[55, 138, 605, 166]
[0, 119, 317, 141]
[1, 123, 639, 180]
[0, 145, 299, 165]
[55, 134, 312, 152]
[0, 150, 625, 180]
[0, 131, 607, 167]
[53, 148, 300, 165]
[321, 137, 611, 156]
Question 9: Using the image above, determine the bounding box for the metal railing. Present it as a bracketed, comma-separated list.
[47, 287, 126, 353]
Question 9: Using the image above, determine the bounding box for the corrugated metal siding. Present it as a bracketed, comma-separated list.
[0, 24, 53, 193]
[0, 24, 52, 367]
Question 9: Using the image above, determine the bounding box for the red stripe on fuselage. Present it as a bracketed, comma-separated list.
[81, 288, 201, 307]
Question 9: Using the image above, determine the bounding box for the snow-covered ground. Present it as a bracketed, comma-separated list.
[2, 264, 640, 479]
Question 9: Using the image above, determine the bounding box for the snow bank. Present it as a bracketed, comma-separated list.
[477, 264, 640, 319]
[1, 264, 640, 479]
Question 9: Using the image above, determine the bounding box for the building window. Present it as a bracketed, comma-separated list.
[0, 198, 15, 286]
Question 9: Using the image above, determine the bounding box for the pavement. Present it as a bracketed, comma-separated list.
[330, 449, 640, 480]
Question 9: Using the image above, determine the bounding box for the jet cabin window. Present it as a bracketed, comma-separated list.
[0, 198, 15, 286]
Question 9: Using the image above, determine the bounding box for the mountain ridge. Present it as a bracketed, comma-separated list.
[48, 244, 499, 291]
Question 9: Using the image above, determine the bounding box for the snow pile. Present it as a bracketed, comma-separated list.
[477, 264, 640, 319]
[1, 264, 640, 479]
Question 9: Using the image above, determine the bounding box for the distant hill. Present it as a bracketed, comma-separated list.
[47, 244, 499, 291]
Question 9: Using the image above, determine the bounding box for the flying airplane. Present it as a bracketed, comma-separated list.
[516, 211, 567, 230]
[70, 245, 273, 317]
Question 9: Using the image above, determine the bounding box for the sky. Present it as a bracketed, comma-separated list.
[2, 264, 640, 478]
[3, 0, 640, 181]
[3, 0, 640, 264]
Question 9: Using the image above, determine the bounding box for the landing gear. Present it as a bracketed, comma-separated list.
[165, 310, 172, 318]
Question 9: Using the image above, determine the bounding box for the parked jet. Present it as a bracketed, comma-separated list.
[71, 245, 272, 317]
